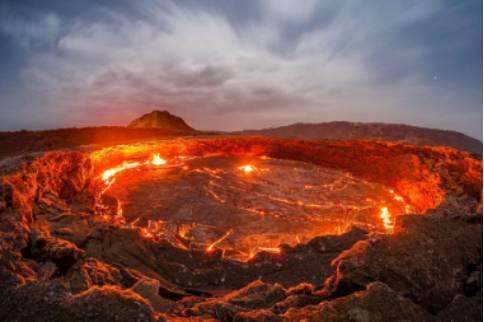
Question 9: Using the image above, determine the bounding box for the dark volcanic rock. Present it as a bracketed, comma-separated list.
[283, 282, 434, 321]
[326, 215, 482, 313]
[173, 214, 482, 321]
[128, 110, 194, 132]
[0, 282, 158, 322]
[437, 294, 482, 322]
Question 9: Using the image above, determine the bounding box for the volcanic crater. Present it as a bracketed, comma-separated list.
[0, 136, 482, 321]
[104, 153, 409, 262]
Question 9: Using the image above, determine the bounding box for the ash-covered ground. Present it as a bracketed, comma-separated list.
[0, 137, 481, 321]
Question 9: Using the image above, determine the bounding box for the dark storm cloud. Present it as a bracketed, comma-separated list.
[0, 0, 481, 138]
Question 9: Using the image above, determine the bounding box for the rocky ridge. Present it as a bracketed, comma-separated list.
[238, 121, 482, 154]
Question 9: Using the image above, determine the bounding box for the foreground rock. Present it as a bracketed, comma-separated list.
[326, 215, 482, 313]
[283, 282, 433, 322]
[169, 215, 481, 321]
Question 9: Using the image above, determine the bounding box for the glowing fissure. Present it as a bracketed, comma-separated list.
[247, 246, 282, 260]
[102, 161, 141, 184]
[101, 153, 167, 185]
[206, 230, 233, 252]
[258, 247, 281, 254]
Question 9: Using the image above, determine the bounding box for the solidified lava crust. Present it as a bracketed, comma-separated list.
[0, 137, 481, 321]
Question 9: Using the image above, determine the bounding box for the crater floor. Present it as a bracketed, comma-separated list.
[107, 155, 407, 260]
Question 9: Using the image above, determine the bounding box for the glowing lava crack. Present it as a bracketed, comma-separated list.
[102, 153, 167, 185]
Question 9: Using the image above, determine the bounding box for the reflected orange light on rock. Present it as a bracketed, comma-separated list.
[405, 205, 413, 214]
[246, 246, 281, 261]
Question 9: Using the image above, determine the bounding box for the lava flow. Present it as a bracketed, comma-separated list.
[101, 153, 167, 185]
[102, 161, 141, 184]
[379, 207, 394, 232]
[151, 153, 166, 166]
[206, 229, 233, 253]
[98, 152, 408, 261]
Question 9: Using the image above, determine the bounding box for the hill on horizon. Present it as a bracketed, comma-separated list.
[237, 121, 482, 154]
[128, 110, 194, 133]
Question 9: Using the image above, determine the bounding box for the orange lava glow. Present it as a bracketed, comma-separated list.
[388, 189, 404, 202]
[102, 161, 141, 184]
[247, 246, 281, 260]
[380, 207, 394, 232]
[140, 219, 165, 239]
[97, 150, 412, 261]
[388, 188, 414, 214]
[177, 224, 192, 239]
[238, 164, 256, 173]
[101, 153, 167, 185]
[258, 247, 281, 254]
[405, 205, 412, 214]
[150, 153, 166, 166]
[206, 230, 233, 253]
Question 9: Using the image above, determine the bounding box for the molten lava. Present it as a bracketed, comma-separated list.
[98, 152, 410, 261]
[102, 161, 141, 184]
[101, 153, 167, 185]
[389, 189, 405, 202]
[139, 219, 165, 239]
[238, 164, 256, 173]
[206, 230, 233, 253]
[380, 207, 394, 232]
[151, 153, 166, 166]
[258, 247, 281, 254]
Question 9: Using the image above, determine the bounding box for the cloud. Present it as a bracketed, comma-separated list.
[0, 0, 481, 138]
[261, 0, 318, 24]
[0, 11, 61, 49]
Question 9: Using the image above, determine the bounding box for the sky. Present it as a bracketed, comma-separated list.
[0, 0, 482, 139]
